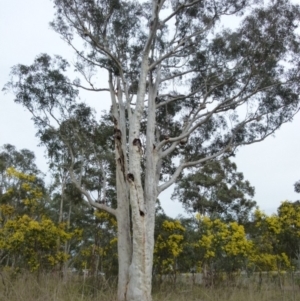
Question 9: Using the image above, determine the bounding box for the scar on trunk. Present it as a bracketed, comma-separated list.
[127, 173, 134, 182]
[133, 138, 143, 154]
[132, 138, 142, 146]
[114, 128, 122, 140]
[117, 156, 125, 175]
[139, 210, 145, 216]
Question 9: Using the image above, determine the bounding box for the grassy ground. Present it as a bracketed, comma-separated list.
[0, 272, 299, 301]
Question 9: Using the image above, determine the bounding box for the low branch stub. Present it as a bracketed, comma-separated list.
[179, 137, 188, 145]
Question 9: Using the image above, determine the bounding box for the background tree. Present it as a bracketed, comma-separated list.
[173, 158, 256, 225]
[277, 201, 300, 265]
[294, 180, 300, 194]
[38, 107, 116, 277]
[0, 144, 40, 176]
[0, 145, 46, 219]
[176, 216, 202, 277]
[4, 0, 300, 300]
[75, 209, 118, 292]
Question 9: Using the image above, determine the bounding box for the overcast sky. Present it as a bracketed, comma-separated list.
[1, 0, 300, 218]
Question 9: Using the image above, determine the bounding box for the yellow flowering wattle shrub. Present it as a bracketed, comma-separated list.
[154, 219, 185, 274]
[249, 208, 292, 271]
[196, 216, 253, 271]
[0, 212, 72, 271]
[0, 167, 74, 272]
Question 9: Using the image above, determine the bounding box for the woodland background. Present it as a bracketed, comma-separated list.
[1, 143, 300, 300]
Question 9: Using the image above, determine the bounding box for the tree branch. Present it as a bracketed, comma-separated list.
[69, 164, 117, 217]
[72, 82, 110, 92]
[158, 144, 232, 194]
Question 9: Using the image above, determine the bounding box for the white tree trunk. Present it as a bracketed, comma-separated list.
[112, 14, 159, 298]
[116, 152, 131, 301]
[125, 189, 157, 301]
[123, 67, 159, 300]
[117, 206, 131, 301]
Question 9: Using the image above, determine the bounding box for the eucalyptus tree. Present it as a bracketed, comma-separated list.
[4, 0, 300, 300]
[173, 158, 256, 225]
[0, 144, 39, 173]
[0, 144, 46, 216]
[277, 200, 300, 261]
[42, 107, 115, 229]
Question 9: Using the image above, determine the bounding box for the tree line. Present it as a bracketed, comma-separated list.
[1, 144, 300, 281]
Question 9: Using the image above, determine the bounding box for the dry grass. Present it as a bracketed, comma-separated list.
[153, 284, 299, 301]
[153, 273, 300, 301]
[0, 271, 116, 301]
[0, 271, 299, 301]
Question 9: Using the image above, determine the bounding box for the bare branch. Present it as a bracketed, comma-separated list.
[72, 82, 110, 92]
[69, 167, 117, 217]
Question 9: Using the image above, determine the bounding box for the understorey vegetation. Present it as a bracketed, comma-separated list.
[1, 144, 300, 287]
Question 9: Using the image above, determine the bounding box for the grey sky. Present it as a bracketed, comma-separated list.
[1, 0, 300, 218]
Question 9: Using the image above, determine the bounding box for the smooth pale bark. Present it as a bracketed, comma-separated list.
[107, 3, 165, 300]
[116, 196, 131, 301]
[110, 57, 159, 300]
[58, 181, 65, 224]
[125, 170, 158, 301]
[62, 201, 72, 282]
[123, 86, 160, 300]
[115, 134, 131, 301]
[143, 82, 161, 297]
[125, 50, 153, 300]
[110, 75, 132, 301]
